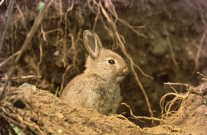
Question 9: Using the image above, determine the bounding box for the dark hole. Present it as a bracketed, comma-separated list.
[12, 99, 26, 109]
[160, 74, 169, 83]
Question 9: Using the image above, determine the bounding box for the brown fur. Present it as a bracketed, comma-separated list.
[60, 30, 128, 114]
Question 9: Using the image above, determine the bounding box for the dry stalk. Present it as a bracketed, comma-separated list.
[0, 0, 15, 53]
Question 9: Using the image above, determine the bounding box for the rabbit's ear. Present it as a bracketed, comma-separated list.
[83, 30, 102, 58]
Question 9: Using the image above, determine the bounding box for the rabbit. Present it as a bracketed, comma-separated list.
[60, 30, 128, 114]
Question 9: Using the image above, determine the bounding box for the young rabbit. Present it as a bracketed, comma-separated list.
[60, 30, 128, 114]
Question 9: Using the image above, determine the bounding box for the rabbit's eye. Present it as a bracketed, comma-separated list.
[108, 59, 115, 64]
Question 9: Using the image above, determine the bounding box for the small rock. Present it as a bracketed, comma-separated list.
[56, 112, 64, 119]
[53, 51, 60, 56]
[18, 83, 36, 91]
[151, 40, 168, 56]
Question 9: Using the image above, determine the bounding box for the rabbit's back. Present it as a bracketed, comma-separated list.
[60, 73, 122, 114]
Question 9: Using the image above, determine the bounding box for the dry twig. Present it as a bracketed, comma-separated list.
[0, 0, 15, 53]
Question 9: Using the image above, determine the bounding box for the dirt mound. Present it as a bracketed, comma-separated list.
[146, 81, 207, 134]
[0, 82, 206, 134]
[0, 83, 148, 135]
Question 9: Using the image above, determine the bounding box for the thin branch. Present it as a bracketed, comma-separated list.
[164, 82, 190, 87]
[0, 0, 15, 53]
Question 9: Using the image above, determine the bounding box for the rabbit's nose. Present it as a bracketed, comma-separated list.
[123, 67, 128, 75]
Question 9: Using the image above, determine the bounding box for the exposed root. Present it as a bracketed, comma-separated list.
[163, 23, 180, 71]
[160, 82, 196, 123]
[62, 1, 74, 67]
[15, 2, 28, 32]
[117, 18, 147, 38]
[193, 1, 207, 73]
[37, 32, 43, 76]
[164, 82, 190, 87]
[160, 91, 189, 119]
[121, 103, 162, 122]
[109, 114, 128, 120]
[193, 28, 207, 73]
[160, 81, 207, 128]
[87, 0, 154, 123]
[197, 72, 207, 79]
[41, 23, 63, 42]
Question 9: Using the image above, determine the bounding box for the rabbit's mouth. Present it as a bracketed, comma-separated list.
[116, 67, 128, 81]
[116, 76, 125, 82]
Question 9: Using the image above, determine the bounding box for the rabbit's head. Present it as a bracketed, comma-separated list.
[83, 30, 128, 82]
